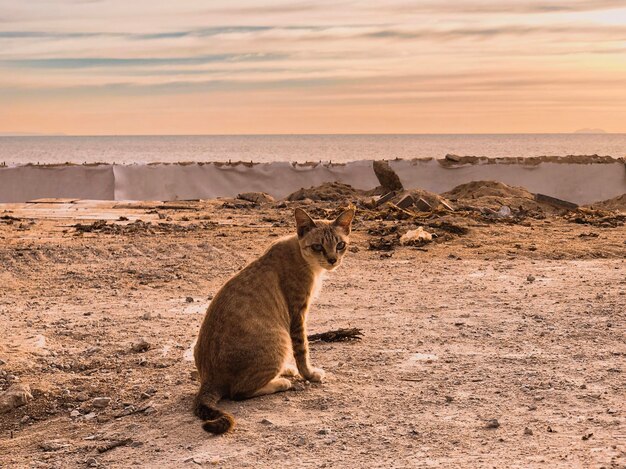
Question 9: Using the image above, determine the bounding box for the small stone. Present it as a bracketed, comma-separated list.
[70, 410, 81, 418]
[20, 415, 30, 424]
[76, 392, 90, 402]
[131, 339, 151, 353]
[40, 440, 70, 452]
[295, 436, 306, 446]
[185, 297, 194, 303]
[484, 419, 500, 429]
[582, 432, 593, 441]
[143, 406, 157, 415]
[526, 275, 535, 282]
[92, 397, 111, 409]
[141, 312, 152, 320]
[84, 412, 96, 421]
[317, 428, 330, 435]
[85, 457, 98, 467]
[260, 418, 274, 425]
[524, 427, 533, 436]
[0, 383, 33, 414]
[445, 395, 454, 403]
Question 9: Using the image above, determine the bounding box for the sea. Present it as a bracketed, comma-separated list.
[0, 134, 624, 166]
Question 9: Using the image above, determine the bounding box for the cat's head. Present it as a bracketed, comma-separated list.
[295, 207, 355, 271]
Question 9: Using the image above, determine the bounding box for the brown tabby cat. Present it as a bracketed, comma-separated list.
[193, 207, 355, 434]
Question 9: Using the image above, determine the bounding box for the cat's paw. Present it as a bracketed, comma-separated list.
[281, 364, 299, 377]
[305, 367, 325, 383]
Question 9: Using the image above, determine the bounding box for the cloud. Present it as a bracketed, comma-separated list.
[0, 53, 289, 69]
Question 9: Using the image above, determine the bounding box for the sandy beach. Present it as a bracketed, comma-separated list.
[1, 182, 624, 468]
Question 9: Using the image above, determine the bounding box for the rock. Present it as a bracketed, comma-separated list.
[141, 312, 152, 320]
[396, 194, 415, 209]
[131, 339, 151, 353]
[260, 418, 274, 425]
[237, 192, 275, 204]
[185, 297, 194, 303]
[20, 415, 30, 424]
[84, 412, 96, 421]
[0, 383, 33, 414]
[92, 397, 111, 409]
[534, 193, 578, 211]
[40, 440, 70, 452]
[70, 410, 81, 418]
[295, 436, 306, 446]
[485, 419, 500, 429]
[76, 392, 90, 402]
[317, 428, 331, 435]
[85, 457, 99, 467]
[445, 154, 461, 162]
[526, 275, 536, 283]
[373, 160, 403, 192]
[524, 427, 533, 436]
[400, 227, 433, 246]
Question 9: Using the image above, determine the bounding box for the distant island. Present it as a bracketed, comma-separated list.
[574, 128, 607, 134]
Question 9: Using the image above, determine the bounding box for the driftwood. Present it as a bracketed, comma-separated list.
[308, 328, 363, 343]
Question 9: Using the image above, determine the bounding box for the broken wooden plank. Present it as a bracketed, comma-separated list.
[534, 193, 578, 211]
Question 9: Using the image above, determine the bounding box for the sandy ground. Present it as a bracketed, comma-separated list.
[0, 194, 625, 468]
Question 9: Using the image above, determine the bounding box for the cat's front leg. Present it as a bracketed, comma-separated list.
[290, 312, 325, 382]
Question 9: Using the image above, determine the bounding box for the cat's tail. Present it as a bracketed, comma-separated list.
[193, 383, 235, 435]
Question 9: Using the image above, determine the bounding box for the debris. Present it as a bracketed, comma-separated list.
[97, 438, 133, 454]
[368, 237, 395, 251]
[497, 206, 512, 218]
[534, 193, 578, 211]
[92, 397, 111, 409]
[400, 227, 433, 246]
[373, 160, 403, 192]
[237, 192, 275, 204]
[308, 328, 363, 343]
[0, 383, 33, 414]
[414, 197, 432, 211]
[375, 192, 397, 207]
[395, 194, 415, 210]
[131, 339, 151, 353]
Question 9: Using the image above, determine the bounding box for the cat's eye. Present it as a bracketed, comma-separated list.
[311, 244, 324, 252]
[336, 241, 346, 250]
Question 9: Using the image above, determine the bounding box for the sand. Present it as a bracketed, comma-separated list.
[0, 188, 625, 468]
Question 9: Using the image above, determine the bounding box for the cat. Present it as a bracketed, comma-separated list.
[193, 207, 355, 434]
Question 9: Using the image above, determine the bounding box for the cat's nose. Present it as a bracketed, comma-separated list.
[328, 258, 337, 265]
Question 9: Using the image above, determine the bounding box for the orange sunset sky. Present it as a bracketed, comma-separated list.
[1, 0, 625, 135]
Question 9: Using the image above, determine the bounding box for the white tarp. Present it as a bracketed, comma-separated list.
[0, 159, 624, 204]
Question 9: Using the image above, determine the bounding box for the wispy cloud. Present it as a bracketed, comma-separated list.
[1, 0, 625, 133]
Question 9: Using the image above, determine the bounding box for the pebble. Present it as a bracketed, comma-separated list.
[485, 419, 500, 429]
[524, 427, 533, 436]
[317, 428, 330, 435]
[295, 436, 306, 446]
[70, 410, 81, 418]
[76, 392, 90, 402]
[20, 415, 30, 424]
[185, 297, 194, 303]
[85, 457, 98, 467]
[92, 397, 111, 409]
[526, 275, 536, 282]
[261, 418, 274, 425]
[131, 339, 151, 353]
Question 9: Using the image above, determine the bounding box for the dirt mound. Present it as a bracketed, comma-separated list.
[585, 194, 626, 212]
[443, 180, 533, 201]
[287, 182, 364, 201]
[442, 180, 549, 214]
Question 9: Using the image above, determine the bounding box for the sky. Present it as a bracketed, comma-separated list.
[0, 0, 625, 135]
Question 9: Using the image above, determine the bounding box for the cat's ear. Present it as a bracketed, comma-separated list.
[333, 208, 355, 235]
[295, 208, 316, 237]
